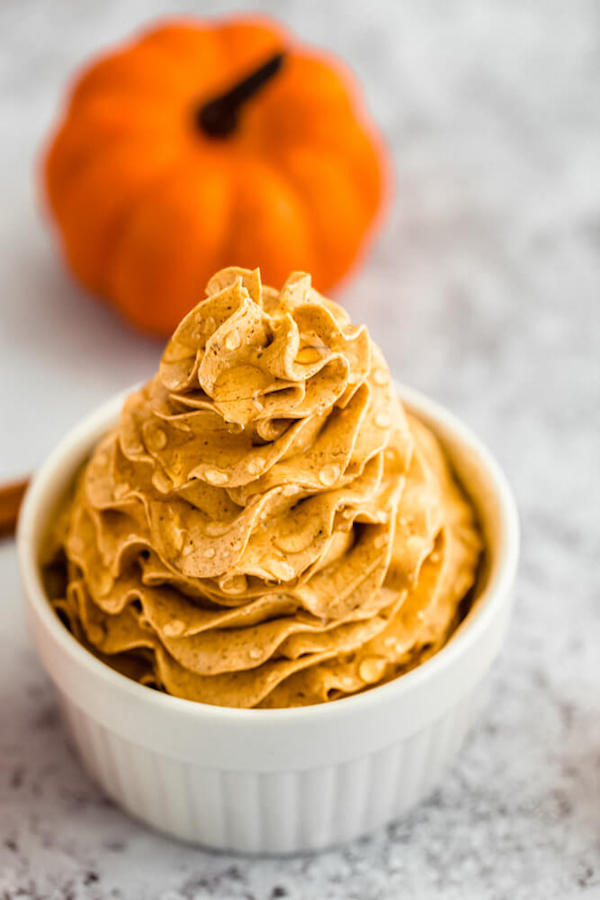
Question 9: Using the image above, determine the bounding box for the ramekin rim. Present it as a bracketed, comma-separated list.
[17, 382, 519, 724]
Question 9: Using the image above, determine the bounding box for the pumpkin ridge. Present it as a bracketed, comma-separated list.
[277, 145, 377, 219]
[101, 154, 204, 296]
[47, 126, 180, 217]
[106, 160, 236, 334]
[54, 141, 186, 293]
[69, 54, 187, 112]
[267, 151, 372, 290]
[226, 157, 317, 289]
[257, 156, 323, 283]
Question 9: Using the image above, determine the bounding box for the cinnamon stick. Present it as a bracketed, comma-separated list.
[0, 478, 29, 538]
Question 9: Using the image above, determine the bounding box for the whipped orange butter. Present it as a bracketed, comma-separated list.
[44, 268, 482, 708]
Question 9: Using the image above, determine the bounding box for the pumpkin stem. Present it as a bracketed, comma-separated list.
[197, 51, 286, 138]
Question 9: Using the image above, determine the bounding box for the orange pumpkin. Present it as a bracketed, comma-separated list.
[43, 16, 389, 336]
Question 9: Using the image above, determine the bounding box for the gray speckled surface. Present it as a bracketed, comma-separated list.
[1, 0, 600, 897]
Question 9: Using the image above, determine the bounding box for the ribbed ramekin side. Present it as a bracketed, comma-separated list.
[392, 684, 481, 814]
[56, 683, 484, 853]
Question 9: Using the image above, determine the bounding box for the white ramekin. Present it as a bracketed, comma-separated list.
[17, 384, 518, 854]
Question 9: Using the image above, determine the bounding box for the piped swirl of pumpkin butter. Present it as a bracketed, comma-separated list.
[47, 268, 482, 708]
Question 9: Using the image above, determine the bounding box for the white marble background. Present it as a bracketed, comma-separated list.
[1, 0, 599, 897]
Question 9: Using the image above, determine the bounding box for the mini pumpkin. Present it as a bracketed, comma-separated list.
[43, 16, 389, 336]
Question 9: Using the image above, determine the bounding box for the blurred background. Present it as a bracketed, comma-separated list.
[1, 1, 599, 897]
[3, 0, 598, 480]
